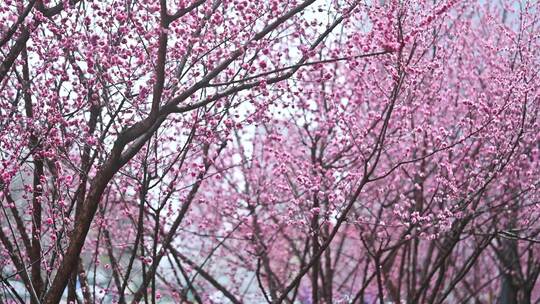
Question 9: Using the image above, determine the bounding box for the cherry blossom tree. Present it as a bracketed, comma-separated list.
[1, 0, 539, 303]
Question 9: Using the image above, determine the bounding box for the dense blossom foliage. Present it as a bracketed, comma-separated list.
[0, 0, 539, 303]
